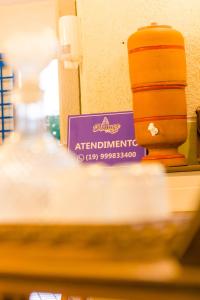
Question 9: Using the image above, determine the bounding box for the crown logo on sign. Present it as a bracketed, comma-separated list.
[93, 117, 121, 134]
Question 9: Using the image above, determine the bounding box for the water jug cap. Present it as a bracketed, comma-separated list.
[138, 23, 171, 31]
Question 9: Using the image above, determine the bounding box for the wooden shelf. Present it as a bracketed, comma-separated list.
[166, 164, 200, 173]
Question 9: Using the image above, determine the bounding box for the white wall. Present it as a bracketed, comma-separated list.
[77, 0, 200, 117]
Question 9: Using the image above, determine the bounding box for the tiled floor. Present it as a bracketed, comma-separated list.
[30, 293, 61, 300]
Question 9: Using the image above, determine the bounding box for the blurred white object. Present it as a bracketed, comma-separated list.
[106, 164, 170, 223]
[52, 163, 170, 224]
[4, 28, 58, 103]
[59, 16, 82, 69]
[4, 28, 57, 80]
[0, 28, 80, 223]
[40, 59, 59, 116]
[51, 164, 109, 222]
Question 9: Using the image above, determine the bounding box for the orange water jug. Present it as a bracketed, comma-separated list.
[127, 23, 187, 166]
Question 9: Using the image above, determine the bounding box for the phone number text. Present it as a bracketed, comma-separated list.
[77, 151, 137, 162]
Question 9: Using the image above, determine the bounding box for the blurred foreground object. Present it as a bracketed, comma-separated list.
[0, 29, 170, 225]
[0, 28, 79, 222]
[53, 163, 170, 224]
[0, 54, 14, 144]
[128, 23, 187, 167]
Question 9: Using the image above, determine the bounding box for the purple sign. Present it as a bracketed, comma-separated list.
[68, 111, 145, 165]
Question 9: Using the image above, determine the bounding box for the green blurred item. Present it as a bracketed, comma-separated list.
[46, 115, 60, 140]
